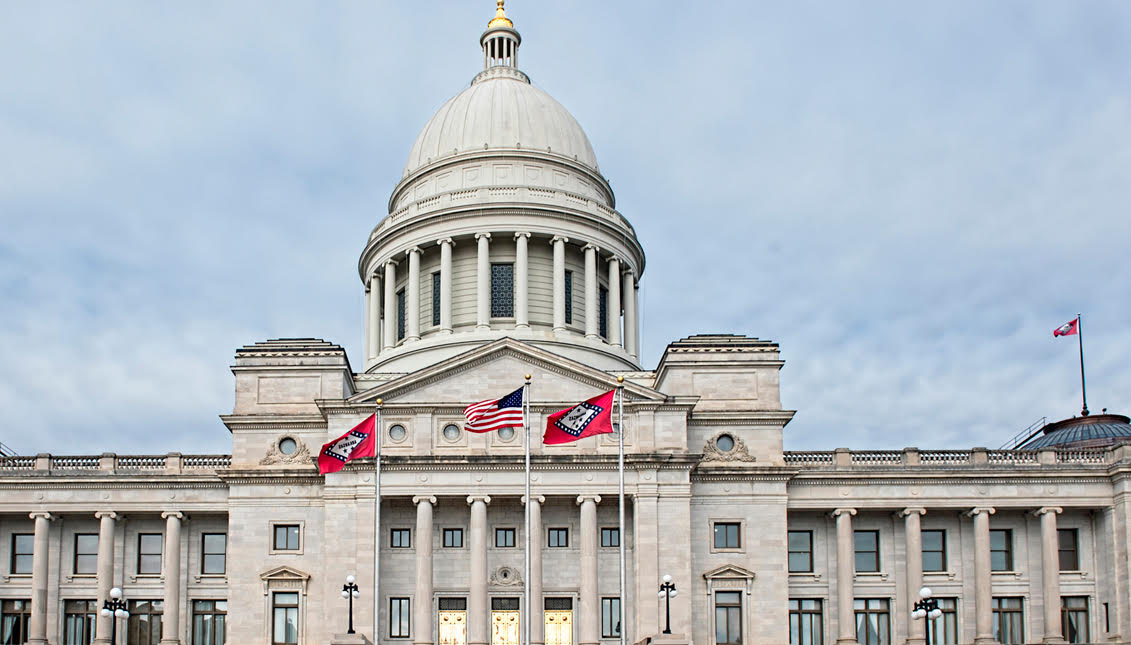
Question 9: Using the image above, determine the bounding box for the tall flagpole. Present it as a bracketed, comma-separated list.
[615, 376, 626, 645]
[523, 374, 533, 645]
[1077, 314, 1089, 416]
[374, 401, 383, 642]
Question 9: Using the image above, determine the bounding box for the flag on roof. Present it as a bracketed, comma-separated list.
[543, 389, 616, 445]
[464, 387, 525, 433]
[318, 414, 376, 475]
[1054, 319, 1078, 337]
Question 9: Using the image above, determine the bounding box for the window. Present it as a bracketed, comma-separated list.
[854, 531, 880, 573]
[601, 527, 620, 548]
[443, 528, 463, 548]
[432, 272, 441, 326]
[788, 531, 813, 573]
[439, 598, 467, 611]
[202, 533, 226, 575]
[390, 598, 410, 638]
[854, 599, 890, 645]
[490, 263, 514, 317]
[1, 600, 30, 645]
[599, 285, 608, 338]
[495, 528, 516, 548]
[128, 600, 164, 645]
[713, 522, 741, 550]
[396, 288, 406, 341]
[715, 591, 743, 645]
[138, 533, 163, 575]
[564, 271, 573, 324]
[74, 534, 98, 575]
[1058, 529, 1079, 570]
[391, 529, 411, 549]
[10, 534, 33, 575]
[273, 525, 300, 551]
[272, 592, 299, 645]
[601, 597, 621, 638]
[928, 598, 958, 645]
[992, 597, 1023, 644]
[192, 600, 227, 645]
[1061, 597, 1089, 644]
[63, 600, 98, 645]
[922, 530, 946, 572]
[990, 530, 1012, 571]
[789, 599, 823, 645]
[548, 528, 569, 548]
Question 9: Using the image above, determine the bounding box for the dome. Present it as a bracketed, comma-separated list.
[1020, 414, 1131, 449]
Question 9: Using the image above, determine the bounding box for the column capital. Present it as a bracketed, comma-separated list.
[94, 511, 118, 520]
[521, 495, 546, 505]
[384, 258, 398, 268]
[161, 511, 185, 520]
[1032, 506, 1063, 517]
[29, 512, 54, 521]
[412, 495, 437, 506]
[576, 494, 602, 506]
[606, 254, 620, 265]
[830, 507, 856, 518]
[405, 246, 422, 256]
[467, 495, 492, 505]
[900, 507, 927, 517]
[475, 232, 492, 241]
[621, 265, 635, 277]
[437, 237, 455, 247]
[966, 506, 996, 517]
[582, 242, 600, 253]
[551, 235, 569, 245]
[514, 231, 531, 240]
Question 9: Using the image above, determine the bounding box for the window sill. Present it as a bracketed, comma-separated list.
[1, 573, 31, 583]
[924, 570, 957, 580]
[788, 571, 822, 580]
[854, 572, 889, 581]
[1059, 570, 1089, 579]
[991, 570, 1023, 580]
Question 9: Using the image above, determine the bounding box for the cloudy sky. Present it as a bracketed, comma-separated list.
[2, 2, 1129, 456]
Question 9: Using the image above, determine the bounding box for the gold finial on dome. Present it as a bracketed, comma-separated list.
[488, 0, 513, 28]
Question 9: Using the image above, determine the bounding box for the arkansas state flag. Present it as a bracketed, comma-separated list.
[318, 414, 377, 474]
[543, 389, 616, 445]
[1054, 319, 1078, 337]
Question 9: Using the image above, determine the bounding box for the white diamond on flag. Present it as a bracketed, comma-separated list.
[554, 401, 604, 437]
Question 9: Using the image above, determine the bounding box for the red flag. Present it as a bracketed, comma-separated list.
[543, 389, 616, 445]
[1054, 319, 1078, 337]
[318, 414, 376, 474]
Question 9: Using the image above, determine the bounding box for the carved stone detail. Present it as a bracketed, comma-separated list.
[489, 565, 523, 587]
[260, 437, 313, 466]
[701, 432, 757, 463]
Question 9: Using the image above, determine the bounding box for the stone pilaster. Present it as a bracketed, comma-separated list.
[27, 512, 53, 645]
[832, 508, 858, 645]
[901, 508, 926, 645]
[475, 233, 491, 330]
[1035, 507, 1065, 643]
[161, 511, 184, 645]
[968, 507, 996, 645]
[578, 495, 602, 645]
[468, 495, 492, 645]
[414, 496, 437, 645]
[94, 511, 119, 645]
[514, 232, 530, 328]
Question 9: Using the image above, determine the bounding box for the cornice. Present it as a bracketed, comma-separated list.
[788, 476, 1113, 487]
[689, 410, 796, 426]
[219, 415, 327, 430]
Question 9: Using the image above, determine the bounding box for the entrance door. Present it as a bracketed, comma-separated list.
[439, 598, 468, 645]
[491, 598, 520, 645]
[544, 598, 573, 645]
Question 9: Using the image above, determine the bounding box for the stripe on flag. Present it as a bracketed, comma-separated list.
[464, 387, 525, 433]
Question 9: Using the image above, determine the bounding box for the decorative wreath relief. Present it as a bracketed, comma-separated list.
[260, 436, 313, 465]
[490, 566, 523, 586]
[701, 432, 757, 463]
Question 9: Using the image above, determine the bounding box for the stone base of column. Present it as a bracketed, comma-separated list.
[1042, 638, 1067, 644]
[836, 639, 860, 645]
[640, 633, 689, 645]
[903, 638, 926, 645]
[27, 639, 48, 645]
[160, 638, 183, 645]
[331, 634, 373, 645]
[974, 638, 996, 645]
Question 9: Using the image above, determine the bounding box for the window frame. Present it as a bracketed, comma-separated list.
[443, 528, 464, 549]
[548, 527, 569, 548]
[992, 597, 1024, 645]
[431, 272, 441, 327]
[73, 533, 99, 576]
[390, 528, 412, 549]
[389, 597, 411, 639]
[599, 284, 609, 338]
[788, 598, 823, 645]
[137, 533, 164, 575]
[127, 599, 164, 645]
[191, 599, 227, 645]
[1, 599, 31, 645]
[495, 528, 516, 549]
[490, 263, 515, 318]
[1058, 528, 1079, 571]
[921, 529, 947, 573]
[853, 530, 880, 573]
[788, 530, 813, 573]
[272, 592, 300, 645]
[270, 523, 303, 554]
[564, 270, 573, 325]
[201, 533, 227, 575]
[601, 527, 620, 548]
[712, 521, 743, 552]
[396, 288, 407, 341]
[989, 529, 1013, 571]
[601, 597, 621, 638]
[715, 590, 743, 645]
[929, 598, 958, 645]
[63, 599, 98, 645]
[1061, 596, 1089, 644]
[10, 534, 33, 575]
[853, 598, 890, 645]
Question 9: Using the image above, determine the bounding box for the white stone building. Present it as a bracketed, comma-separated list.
[3, 5, 1131, 645]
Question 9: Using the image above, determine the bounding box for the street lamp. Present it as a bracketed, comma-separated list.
[341, 575, 361, 634]
[911, 587, 943, 645]
[99, 587, 129, 645]
[657, 574, 678, 635]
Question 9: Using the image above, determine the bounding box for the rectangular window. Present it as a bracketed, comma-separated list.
[391, 529, 411, 549]
[788, 531, 813, 573]
[439, 598, 467, 611]
[74, 534, 98, 575]
[202, 533, 226, 575]
[272, 592, 299, 645]
[921, 530, 946, 572]
[564, 271, 573, 324]
[789, 599, 823, 645]
[138, 533, 163, 575]
[492, 598, 519, 611]
[490, 263, 515, 317]
[854, 598, 890, 645]
[396, 288, 406, 341]
[432, 272, 441, 326]
[992, 597, 1024, 644]
[990, 529, 1012, 571]
[443, 528, 463, 548]
[928, 598, 958, 645]
[715, 591, 743, 645]
[548, 528, 569, 548]
[1062, 597, 1089, 644]
[601, 527, 620, 548]
[127, 600, 164, 645]
[601, 597, 621, 638]
[599, 285, 608, 338]
[192, 600, 227, 645]
[1058, 529, 1079, 571]
[713, 522, 741, 549]
[10, 534, 33, 575]
[1, 600, 31, 645]
[390, 598, 411, 638]
[274, 525, 300, 551]
[63, 600, 98, 645]
[495, 528, 516, 548]
[854, 531, 880, 573]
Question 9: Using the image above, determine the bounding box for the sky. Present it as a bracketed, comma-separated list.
[1, 2, 1129, 456]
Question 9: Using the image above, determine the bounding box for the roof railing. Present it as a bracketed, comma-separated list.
[998, 416, 1048, 450]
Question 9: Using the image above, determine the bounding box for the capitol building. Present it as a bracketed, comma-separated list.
[3, 4, 1131, 645]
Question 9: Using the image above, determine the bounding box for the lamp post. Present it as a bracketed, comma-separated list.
[99, 587, 129, 645]
[657, 574, 677, 635]
[911, 587, 943, 645]
[341, 575, 361, 634]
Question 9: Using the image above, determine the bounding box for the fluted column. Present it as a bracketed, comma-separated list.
[94, 511, 118, 645]
[414, 496, 436, 645]
[28, 512, 53, 645]
[902, 508, 926, 645]
[468, 496, 492, 645]
[367, 272, 381, 361]
[583, 244, 599, 339]
[438, 238, 454, 334]
[622, 270, 637, 358]
[578, 495, 602, 645]
[551, 236, 569, 332]
[526, 495, 546, 645]
[475, 233, 491, 330]
[1037, 507, 1065, 643]
[833, 508, 858, 645]
[514, 232, 531, 328]
[606, 256, 621, 346]
[970, 507, 996, 645]
[161, 512, 184, 645]
[383, 260, 397, 349]
[406, 247, 422, 341]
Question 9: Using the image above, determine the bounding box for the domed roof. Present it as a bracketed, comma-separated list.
[1020, 414, 1131, 449]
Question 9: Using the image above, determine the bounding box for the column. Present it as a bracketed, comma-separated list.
[365, 281, 373, 361]
[438, 239, 454, 334]
[578, 495, 601, 645]
[383, 260, 397, 350]
[902, 508, 926, 645]
[1037, 507, 1065, 643]
[161, 512, 184, 645]
[406, 247, 422, 341]
[475, 233, 491, 330]
[514, 233, 531, 328]
[367, 272, 381, 361]
[28, 512, 53, 645]
[969, 507, 996, 645]
[833, 508, 858, 645]
[414, 496, 436, 645]
[551, 236, 569, 332]
[622, 269, 637, 358]
[583, 244, 599, 339]
[527, 496, 546, 645]
[94, 511, 118, 645]
[468, 496, 492, 645]
[606, 256, 621, 347]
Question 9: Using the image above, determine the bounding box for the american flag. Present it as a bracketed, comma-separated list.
[464, 386, 525, 433]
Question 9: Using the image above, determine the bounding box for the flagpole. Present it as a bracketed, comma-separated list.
[374, 401, 383, 642]
[615, 376, 626, 645]
[523, 374, 532, 645]
[1077, 314, 1089, 416]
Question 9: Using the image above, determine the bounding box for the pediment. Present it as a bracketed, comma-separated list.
[260, 565, 311, 582]
[702, 564, 756, 581]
